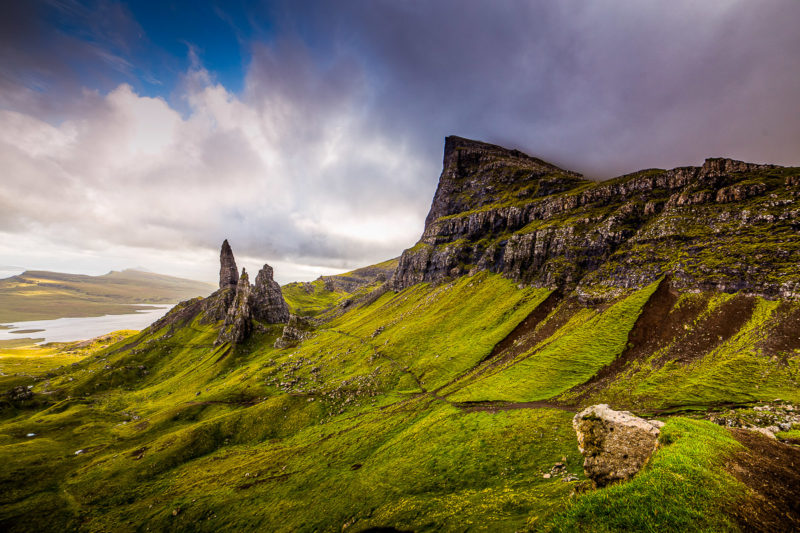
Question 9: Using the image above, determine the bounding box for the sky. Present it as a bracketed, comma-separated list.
[1, 0, 799, 284]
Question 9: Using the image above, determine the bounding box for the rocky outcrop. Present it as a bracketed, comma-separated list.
[573, 404, 664, 487]
[424, 136, 586, 226]
[391, 136, 799, 299]
[216, 269, 253, 345]
[274, 314, 314, 349]
[252, 264, 290, 323]
[6, 385, 34, 403]
[152, 241, 290, 345]
[219, 239, 239, 289]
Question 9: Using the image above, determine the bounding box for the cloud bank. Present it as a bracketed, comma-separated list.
[1, 0, 798, 283]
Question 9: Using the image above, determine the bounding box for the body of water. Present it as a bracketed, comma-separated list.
[0, 305, 173, 344]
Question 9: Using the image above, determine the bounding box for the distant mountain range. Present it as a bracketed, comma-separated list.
[0, 269, 215, 322]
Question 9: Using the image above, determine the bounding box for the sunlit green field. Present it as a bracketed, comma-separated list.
[0, 272, 797, 531]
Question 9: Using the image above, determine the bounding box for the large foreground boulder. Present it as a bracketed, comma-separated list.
[573, 404, 664, 487]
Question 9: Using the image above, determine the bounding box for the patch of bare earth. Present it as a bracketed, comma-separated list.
[726, 429, 800, 532]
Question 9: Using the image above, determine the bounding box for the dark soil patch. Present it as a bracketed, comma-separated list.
[564, 287, 758, 405]
[726, 429, 800, 532]
[480, 290, 562, 364]
[658, 293, 756, 366]
[434, 293, 575, 393]
[757, 302, 800, 363]
[476, 296, 582, 379]
[565, 277, 680, 402]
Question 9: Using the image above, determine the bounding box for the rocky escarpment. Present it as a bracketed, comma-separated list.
[392, 136, 800, 299]
[151, 241, 290, 344]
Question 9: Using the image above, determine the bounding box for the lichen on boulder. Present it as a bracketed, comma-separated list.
[573, 404, 664, 487]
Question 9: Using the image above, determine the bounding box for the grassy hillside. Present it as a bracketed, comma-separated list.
[0, 269, 215, 322]
[282, 258, 398, 317]
[0, 271, 798, 531]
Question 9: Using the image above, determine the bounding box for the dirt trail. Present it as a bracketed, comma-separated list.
[450, 400, 574, 413]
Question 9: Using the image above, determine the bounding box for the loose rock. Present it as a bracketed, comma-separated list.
[573, 404, 664, 487]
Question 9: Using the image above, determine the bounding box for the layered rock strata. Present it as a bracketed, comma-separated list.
[391, 136, 800, 299]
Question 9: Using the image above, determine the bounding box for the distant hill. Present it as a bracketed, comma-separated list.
[0, 269, 215, 322]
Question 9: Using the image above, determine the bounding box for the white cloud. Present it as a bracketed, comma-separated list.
[0, 52, 435, 284]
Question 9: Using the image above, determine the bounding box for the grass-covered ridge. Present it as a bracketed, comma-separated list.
[1, 269, 799, 531]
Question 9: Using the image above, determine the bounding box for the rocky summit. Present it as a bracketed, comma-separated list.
[2, 137, 800, 533]
[392, 136, 799, 300]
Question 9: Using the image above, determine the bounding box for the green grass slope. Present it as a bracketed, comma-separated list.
[0, 272, 798, 531]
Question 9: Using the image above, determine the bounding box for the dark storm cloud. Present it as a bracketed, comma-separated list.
[264, 0, 800, 177]
[1, 0, 799, 281]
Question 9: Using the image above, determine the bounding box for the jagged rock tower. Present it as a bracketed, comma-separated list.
[219, 239, 239, 289]
[252, 264, 291, 323]
[217, 268, 253, 345]
[212, 241, 291, 345]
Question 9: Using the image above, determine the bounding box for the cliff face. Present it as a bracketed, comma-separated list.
[392, 136, 800, 299]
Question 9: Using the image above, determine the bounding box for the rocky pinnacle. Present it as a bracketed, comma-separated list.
[219, 239, 239, 289]
[216, 268, 252, 345]
[252, 264, 291, 323]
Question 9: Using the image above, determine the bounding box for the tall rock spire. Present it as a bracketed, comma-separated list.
[216, 268, 252, 345]
[219, 239, 239, 289]
[252, 264, 290, 323]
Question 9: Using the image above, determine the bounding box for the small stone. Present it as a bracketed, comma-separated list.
[543, 473, 551, 479]
[74, 449, 84, 455]
[26, 433, 35, 437]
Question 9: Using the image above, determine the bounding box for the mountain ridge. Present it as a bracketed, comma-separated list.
[392, 136, 798, 301]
